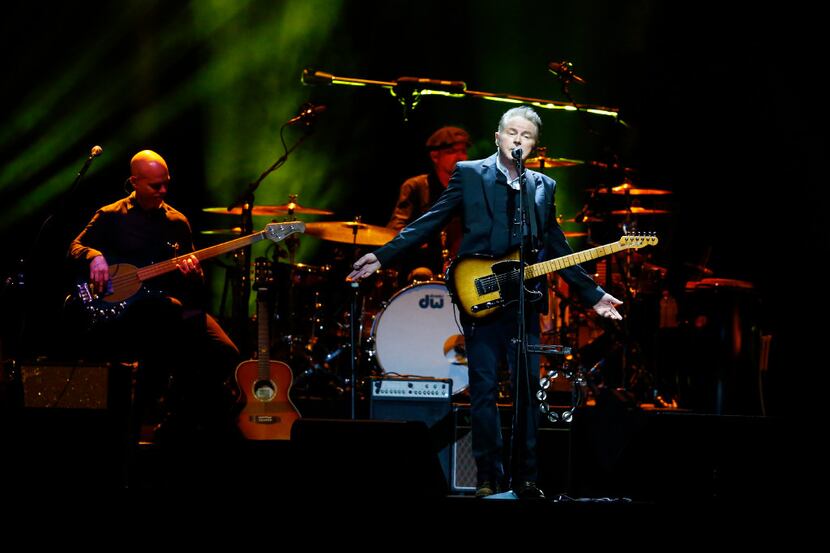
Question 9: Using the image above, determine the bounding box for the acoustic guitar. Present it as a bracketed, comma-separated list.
[235, 260, 300, 440]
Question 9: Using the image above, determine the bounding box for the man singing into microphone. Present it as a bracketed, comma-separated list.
[350, 106, 622, 499]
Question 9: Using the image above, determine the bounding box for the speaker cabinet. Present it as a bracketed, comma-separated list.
[290, 418, 449, 497]
[368, 382, 453, 489]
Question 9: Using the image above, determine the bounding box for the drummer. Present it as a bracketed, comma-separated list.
[387, 126, 471, 281]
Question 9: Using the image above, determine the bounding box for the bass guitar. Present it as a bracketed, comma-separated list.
[446, 233, 658, 319]
[67, 221, 305, 327]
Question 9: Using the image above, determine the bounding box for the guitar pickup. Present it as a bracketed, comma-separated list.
[471, 298, 504, 313]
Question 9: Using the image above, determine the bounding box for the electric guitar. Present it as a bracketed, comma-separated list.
[67, 221, 305, 327]
[446, 233, 659, 319]
[235, 260, 300, 440]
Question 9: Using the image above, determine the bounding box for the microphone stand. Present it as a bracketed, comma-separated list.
[225, 120, 317, 346]
[512, 151, 531, 490]
[16, 147, 103, 357]
[550, 60, 637, 396]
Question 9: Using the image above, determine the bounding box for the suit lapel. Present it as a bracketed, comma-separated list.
[531, 171, 554, 231]
[480, 154, 497, 219]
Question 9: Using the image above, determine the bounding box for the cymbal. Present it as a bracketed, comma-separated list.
[610, 207, 670, 215]
[590, 181, 671, 196]
[587, 160, 637, 173]
[203, 202, 334, 216]
[524, 156, 583, 169]
[557, 215, 604, 223]
[304, 221, 397, 246]
[200, 227, 243, 235]
[563, 231, 588, 238]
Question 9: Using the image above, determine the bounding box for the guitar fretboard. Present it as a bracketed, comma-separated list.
[526, 242, 624, 279]
[135, 231, 267, 282]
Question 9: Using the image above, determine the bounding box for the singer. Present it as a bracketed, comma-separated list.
[69, 150, 240, 443]
[349, 106, 622, 499]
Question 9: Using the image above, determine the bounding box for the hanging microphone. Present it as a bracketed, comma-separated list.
[286, 103, 327, 125]
[511, 147, 523, 160]
[547, 61, 587, 85]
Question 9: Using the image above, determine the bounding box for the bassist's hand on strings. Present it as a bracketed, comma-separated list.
[175, 254, 204, 280]
[592, 293, 623, 320]
[89, 255, 110, 294]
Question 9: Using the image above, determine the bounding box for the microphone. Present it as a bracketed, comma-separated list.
[511, 147, 523, 160]
[301, 68, 334, 86]
[77, 145, 103, 179]
[547, 61, 586, 85]
[286, 103, 327, 125]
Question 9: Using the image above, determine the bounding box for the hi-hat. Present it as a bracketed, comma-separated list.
[524, 156, 583, 169]
[590, 180, 671, 196]
[610, 207, 670, 215]
[203, 202, 334, 216]
[304, 221, 397, 246]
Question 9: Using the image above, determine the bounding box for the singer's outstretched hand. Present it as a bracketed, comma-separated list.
[348, 253, 381, 281]
[592, 293, 623, 320]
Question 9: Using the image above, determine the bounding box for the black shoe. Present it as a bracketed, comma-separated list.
[475, 480, 499, 498]
[513, 481, 545, 500]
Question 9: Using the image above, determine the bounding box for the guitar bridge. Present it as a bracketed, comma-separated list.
[471, 298, 504, 313]
[249, 415, 281, 424]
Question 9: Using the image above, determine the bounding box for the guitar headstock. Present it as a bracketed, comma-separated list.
[619, 232, 659, 249]
[265, 221, 306, 242]
[254, 258, 275, 289]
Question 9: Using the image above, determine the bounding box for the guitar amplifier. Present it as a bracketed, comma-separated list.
[19, 362, 113, 409]
[368, 376, 452, 401]
[369, 377, 453, 488]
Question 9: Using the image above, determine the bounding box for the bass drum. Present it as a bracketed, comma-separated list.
[371, 281, 468, 395]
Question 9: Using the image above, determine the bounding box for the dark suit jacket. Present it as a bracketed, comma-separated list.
[374, 153, 605, 308]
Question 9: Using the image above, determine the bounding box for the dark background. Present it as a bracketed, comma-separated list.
[2, 0, 826, 415]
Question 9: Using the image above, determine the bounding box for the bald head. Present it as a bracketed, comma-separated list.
[129, 150, 170, 210]
[131, 150, 169, 179]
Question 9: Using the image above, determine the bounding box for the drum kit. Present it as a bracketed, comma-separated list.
[531, 156, 679, 405]
[200, 197, 467, 405]
[197, 159, 677, 408]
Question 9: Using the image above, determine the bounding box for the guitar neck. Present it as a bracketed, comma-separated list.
[135, 230, 267, 282]
[526, 241, 625, 279]
[256, 289, 270, 380]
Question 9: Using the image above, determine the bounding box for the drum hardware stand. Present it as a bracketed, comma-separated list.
[347, 217, 363, 420]
[615, 205, 656, 404]
[301, 68, 621, 121]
